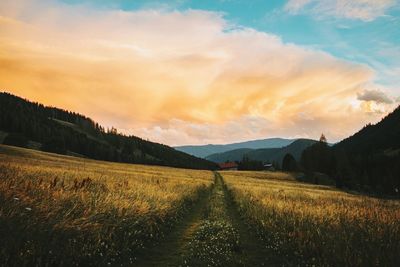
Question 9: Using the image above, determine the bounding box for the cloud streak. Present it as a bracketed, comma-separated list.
[284, 0, 396, 21]
[0, 0, 395, 145]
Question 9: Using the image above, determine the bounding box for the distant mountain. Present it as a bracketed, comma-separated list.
[206, 139, 317, 165]
[206, 148, 256, 163]
[175, 138, 295, 158]
[0, 92, 217, 170]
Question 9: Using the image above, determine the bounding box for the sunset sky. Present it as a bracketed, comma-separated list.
[0, 0, 399, 146]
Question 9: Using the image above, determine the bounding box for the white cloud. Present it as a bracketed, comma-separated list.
[0, 0, 395, 145]
[284, 0, 396, 21]
[285, 0, 313, 13]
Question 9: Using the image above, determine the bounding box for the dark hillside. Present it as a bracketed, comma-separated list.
[205, 148, 254, 163]
[335, 106, 400, 154]
[300, 106, 400, 194]
[0, 92, 217, 170]
[333, 106, 400, 192]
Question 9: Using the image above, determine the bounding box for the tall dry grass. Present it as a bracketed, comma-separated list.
[222, 171, 400, 266]
[0, 145, 213, 266]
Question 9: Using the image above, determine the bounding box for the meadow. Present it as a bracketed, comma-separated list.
[1, 144, 399, 267]
[222, 171, 400, 266]
[0, 145, 213, 266]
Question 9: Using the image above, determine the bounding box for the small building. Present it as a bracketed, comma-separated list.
[263, 163, 275, 171]
[219, 162, 238, 171]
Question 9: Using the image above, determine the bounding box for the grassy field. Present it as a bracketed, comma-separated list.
[0, 145, 213, 266]
[222, 171, 400, 266]
[1, 145, 399, 266]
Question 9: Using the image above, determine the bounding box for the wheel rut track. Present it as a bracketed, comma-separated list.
[217, 172, 277, 266]
[133, 181, 213, 267]
[136, 172, 275, 267]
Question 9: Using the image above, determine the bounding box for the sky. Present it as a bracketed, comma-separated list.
[0, 0, 399, 146]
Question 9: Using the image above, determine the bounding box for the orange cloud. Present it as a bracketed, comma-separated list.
[0, 1, 395, 145]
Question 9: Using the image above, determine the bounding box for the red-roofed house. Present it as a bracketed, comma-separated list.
[218, 162, 238, 170]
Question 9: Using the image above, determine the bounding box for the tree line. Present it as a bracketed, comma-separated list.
[0, 92, 217, 170]
[287, 129, 399, 195]
[235, 118, 400, 195]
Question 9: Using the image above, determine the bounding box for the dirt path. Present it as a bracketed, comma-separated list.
[133, 186, 212, 267]
[136, 172, 274, 267]
[218, 172, 277, 266]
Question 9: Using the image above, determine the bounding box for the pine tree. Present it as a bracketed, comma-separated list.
[320, 133, 327, 143]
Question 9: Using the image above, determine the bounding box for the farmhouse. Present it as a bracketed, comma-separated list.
[263, 163, 275, 171]
[219, 162, 238, 171]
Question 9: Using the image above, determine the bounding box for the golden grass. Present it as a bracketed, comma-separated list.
[0, 145, 213, 266]
[222, 171, 400, 266]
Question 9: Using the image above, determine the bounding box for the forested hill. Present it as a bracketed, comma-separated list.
[299, 105, 400, 194]
[331, 105, 400, 192]
[206, 139, 316, 165]
[0, 92, 217, 170]
[335, 105, 400, 155]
